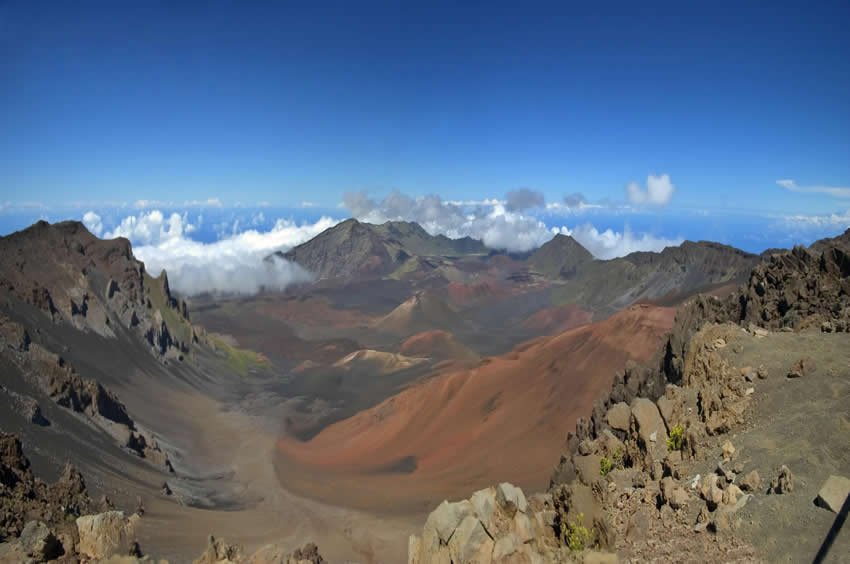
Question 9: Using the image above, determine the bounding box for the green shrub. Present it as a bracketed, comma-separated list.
[565, 513, 592, 551]
[611, 446, 624, 467]
[599, 456, 613, 476]
[667, 424, 685, 451]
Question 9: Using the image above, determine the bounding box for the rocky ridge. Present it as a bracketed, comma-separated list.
[0, 314, 173, 469]
[408, 230, 850, 561]
[0, 433, 92, 550]
[0, 221, 195, 360]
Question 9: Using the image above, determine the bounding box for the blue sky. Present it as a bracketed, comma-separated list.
[1, 1, 849, 292]
[2, 1, 849, 211]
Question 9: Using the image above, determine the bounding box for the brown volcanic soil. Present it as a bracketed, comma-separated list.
[191, 297, 360, 366]
[520, 303, 593, 334]
[711, 328, 850, 563]
[257, 294, 376, 329]
[399, 330, 480, 364]
[444, 280, 505, 306]
[275, 304, 676, 513]
[375, 291, 468, 337]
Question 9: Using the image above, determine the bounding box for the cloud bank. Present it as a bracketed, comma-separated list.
[505, 188, 545, 212]
[554, 224, 682, 260]
[627, 174, 676, 206]
[81, 177, 684, 295]
[84, 209, 339, 296]
[343, 189, 680, 258]
[82, 211, 103, 236]
[777, 179, 850, 199]
[343, 190, 555, 252]
[781, 208, 850, 228]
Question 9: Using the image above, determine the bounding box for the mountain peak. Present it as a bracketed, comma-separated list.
[278, 219, 486, 281]
[528, 233, 593, 278]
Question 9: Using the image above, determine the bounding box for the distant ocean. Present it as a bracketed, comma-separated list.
[0, 205, 844, 255]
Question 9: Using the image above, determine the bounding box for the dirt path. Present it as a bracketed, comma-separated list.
[131, 385, 419, 563]
[713, 329, 850, 563]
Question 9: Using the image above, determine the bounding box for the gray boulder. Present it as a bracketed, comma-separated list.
[815, 475, 850, 513]
[606, 402, 631, 432]
[76, 511, 139, 561]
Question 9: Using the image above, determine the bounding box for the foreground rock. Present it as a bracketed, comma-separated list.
[769, 465, 794, 495]
[408, 482, 618, 563]
[0, 433, 92, 542]
[815, 475, 850, 513]
[537, 232, 850, 560]
[193, 535, 325, 564]
[76, 511, 141, 560]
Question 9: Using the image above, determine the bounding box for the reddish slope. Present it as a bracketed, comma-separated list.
[375, 291, 467, 336]
[276, 304, 676, 511]
[520, 303, 593, 335]
[399, 330, 480, 364]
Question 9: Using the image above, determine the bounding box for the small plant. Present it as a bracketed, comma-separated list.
[599, 456, 613, 476]
[565, 513, 592, 551]
[611, 446, 624, 467]
[667, 424, 685, 451]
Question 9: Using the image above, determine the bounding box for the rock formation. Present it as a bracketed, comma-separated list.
[407, 229, 850, 562]
[0, 220, 193, 360]
[193, 535, 325, 564]
[0, 433, 92, 548]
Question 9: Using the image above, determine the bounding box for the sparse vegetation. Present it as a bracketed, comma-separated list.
[612, 446, 624, 466]
[564, 513, 592, 551]
[209, 335, 270, 376]
[667, 423, 685, 451]
[144, 271, 194, 352]
[600, 447, 624, 476]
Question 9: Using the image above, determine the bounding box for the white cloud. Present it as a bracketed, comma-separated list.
[444, 198, 504, 207]
[344, 190, 554, 252]
[299, 201, 318, 208]
[250, 212, 265, 226]
[133, 199, 162, 209]
[505, 188, 545, 212]
[545, 193, 607, 213]
[626, 174, 676, 206]
[781, 209, 850, 227]
[553, 224, 682, 260]
[88, 210, 339, 295]
[82, 211, 103, 236]
[0, 201, 46, 211]
[132, 197, 224, 209]
[343, 189, 679, 257]
[184, 197, 223, 208]
[776, 179, 850, 198]
[106, 210, 193, 245]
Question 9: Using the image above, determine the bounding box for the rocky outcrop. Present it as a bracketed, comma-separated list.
[407, 482, 596, 563]
[0, 315, 174, 469]
[0, 384, 49, 426]
[769, 465, 794, 494]
[815, 475, 850, 513]
[538, 231, 850, 560]
[739, 244, 850, 331]
[76, 511, 141, 560]
[0, 433, 92, 543]
[0, 520, 64, 562]
[0, 220, 194, 359]
[551, 229, 850, 487]
[26, 342, 135, 428]
[193, 535, 325, 564]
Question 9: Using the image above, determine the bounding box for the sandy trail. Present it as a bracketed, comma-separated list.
[132, 384, 419, 563]
[712, 329, 850, 563]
